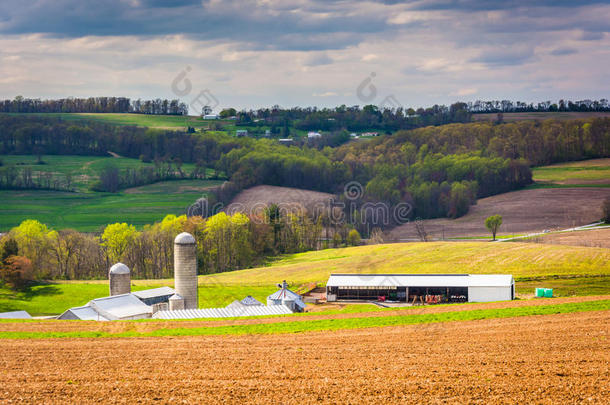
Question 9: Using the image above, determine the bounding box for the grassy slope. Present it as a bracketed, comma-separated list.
[2, 113, 213, 129]
[532, 158, 610, 186]
[1, 242, 609, 315]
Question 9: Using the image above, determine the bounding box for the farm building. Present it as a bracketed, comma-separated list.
[267, 281, 306, 312]
[58, 293, 155, 321]
[226, 295, 264, 309]
[326, 274, 515, 303]
[236, 129, 248, 137]
[0, 310, 32, 319]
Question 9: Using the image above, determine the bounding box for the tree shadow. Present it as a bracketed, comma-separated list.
[20, 283, 62, 300]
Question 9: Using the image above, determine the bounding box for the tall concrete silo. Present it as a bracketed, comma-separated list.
[109, 263, 131, 296]
[174, 232, 198, 309]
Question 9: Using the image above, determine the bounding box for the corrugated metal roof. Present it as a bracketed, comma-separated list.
[267, 288, 301, 301]
[61, 306, 110, 321]
[326, 274, 514, 288]
[89, 293, 152, 319]
[132, 286, 175, 300]
[240, 295, 264, 306]
[0, 310, 32, 319]
[153, 304, 293, 319]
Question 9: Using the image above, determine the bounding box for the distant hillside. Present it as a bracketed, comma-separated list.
[388, 188, 610, 240]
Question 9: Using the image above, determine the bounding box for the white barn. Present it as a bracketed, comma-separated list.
[326, 274, 515, 303]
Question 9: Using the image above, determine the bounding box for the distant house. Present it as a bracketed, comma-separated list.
[307, 131, 322, 139]
[264, 129, 271, 137]
[278, 138, 293, 145]
[362, 132, 379, 137]
[236, 129, 248, 137]
[203, 114, 219, 120]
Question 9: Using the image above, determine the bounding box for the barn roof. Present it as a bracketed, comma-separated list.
[0, 310, 32, 319]
[152, 304, 293, 319]
[88, 293, 152, 320]
[132, 286, 175, 300]
[326, 274, 514, 288]
[59, 306, 110, 321]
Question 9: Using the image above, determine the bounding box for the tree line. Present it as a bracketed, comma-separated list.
[0, 96, 188, 115]
[468, 98, 609, 113]
[0, 209, 364, 283]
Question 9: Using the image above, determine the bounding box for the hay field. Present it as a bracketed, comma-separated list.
[1, 309, 607, 403]
[532, 158, 610, 186]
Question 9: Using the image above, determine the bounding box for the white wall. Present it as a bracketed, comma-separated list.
[468, 286, 512, 302]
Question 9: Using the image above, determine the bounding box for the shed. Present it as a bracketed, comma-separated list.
[225, 295, 264, 309]
[326, 274, 515, 303]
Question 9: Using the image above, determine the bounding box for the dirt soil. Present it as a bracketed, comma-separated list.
[530, 228, 610, 248]
[0, 310, 608, 403]
[389, 188, 610, 240]
[225, 185, 334, 216]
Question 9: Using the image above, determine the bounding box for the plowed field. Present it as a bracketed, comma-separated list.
[1, 310, 608, 403]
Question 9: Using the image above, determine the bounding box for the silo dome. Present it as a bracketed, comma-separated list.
[174, 232, 196, 245]
[109, 262, 130, 275]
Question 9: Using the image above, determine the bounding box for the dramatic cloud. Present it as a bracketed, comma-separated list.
[0, 0, 608, 109]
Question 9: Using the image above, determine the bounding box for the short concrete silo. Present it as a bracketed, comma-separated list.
[109, 263, 131, 296]
[174, 232, 198, 309]
[169, 293, 185, 311]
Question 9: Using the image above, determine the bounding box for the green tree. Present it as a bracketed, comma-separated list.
[346, 229, 361, 246]
[101, 223, 139, 263]
[485, 215, 503, 241]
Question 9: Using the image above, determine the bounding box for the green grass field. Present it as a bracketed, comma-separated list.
[3, 112, 216, 129]
[1, 242, 608, 315]
[0, 155, 224, 231]
[532, 158, 610, 186]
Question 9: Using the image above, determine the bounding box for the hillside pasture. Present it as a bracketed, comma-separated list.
[532, 158, 610, 186]
[1, 241, 608, 315]
[0, 186, 213, 231]
[389, 187, 610, 240]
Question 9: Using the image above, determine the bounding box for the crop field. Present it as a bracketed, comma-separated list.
[532, 158, 610, 186]
[389, 187, 610, 240]
[2, 241, 608, 316]
[524, 227, 610, 249]
[472, 111, 610, 121]
[226, 185, 334, 214]
[0, 307, 607, 402]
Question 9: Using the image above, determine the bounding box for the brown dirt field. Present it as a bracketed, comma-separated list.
[389, 188, 610, 240]
[529, 228, 610, 249]
[1, 295, 606, 335]
[225, 185, 334, 215]
[472, 111, 610, 121]
[1, 311, 608, 403]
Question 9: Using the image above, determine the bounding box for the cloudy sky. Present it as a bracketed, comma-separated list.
[0, 0, 608, 112]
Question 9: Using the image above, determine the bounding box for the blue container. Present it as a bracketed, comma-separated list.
[544, 288, 553, 298]
[535, 288, 545, 297]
